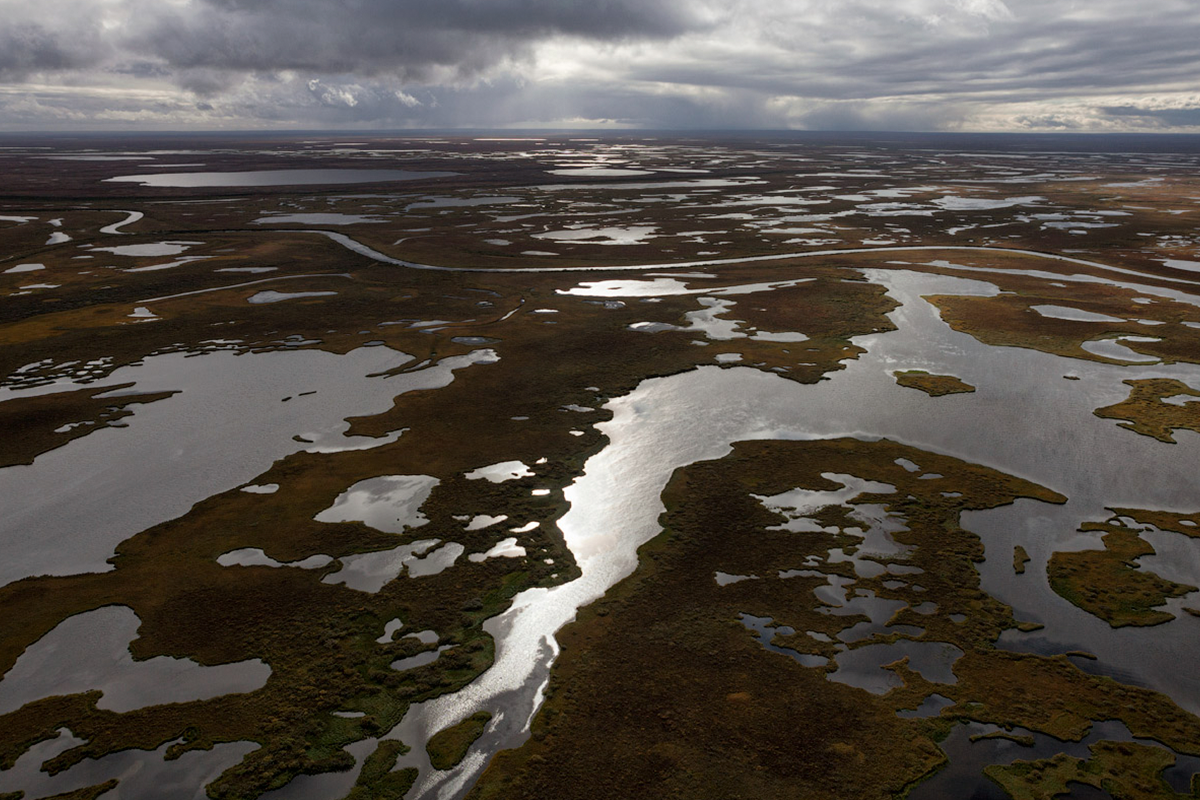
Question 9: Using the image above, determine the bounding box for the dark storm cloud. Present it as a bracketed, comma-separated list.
[125, 0, 706, 78]
[2, 0, 1200, 130]
[0, 21, 106, 76]
[622, 1, 1200, 104]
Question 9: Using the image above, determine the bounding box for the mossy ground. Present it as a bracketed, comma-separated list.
[1013, 546, 1031, 575]
[427, 712, 492, 771]
[1094, 379, 1200, 444]
[986, 740, 1200, 799]
[893, 370, 976, 397]
[3, 138, 1200, 800]
[1048, 517, 1196, 628]
[0, 218, 900, 799]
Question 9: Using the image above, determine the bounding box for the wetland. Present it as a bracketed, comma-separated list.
[1, 131, 1199, 800]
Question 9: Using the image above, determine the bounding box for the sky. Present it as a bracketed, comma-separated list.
[1, 0, 1199, 132]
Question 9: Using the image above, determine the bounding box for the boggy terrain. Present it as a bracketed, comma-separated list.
[0, 133, 1199, 800]
[468, 440, 1200, 799]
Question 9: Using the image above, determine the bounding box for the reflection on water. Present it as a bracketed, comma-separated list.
[0, 730, 257, 800]
[909, 719, 1200, 800]
[392, 267, 1200, 800]
[6, 257, 1200, 798]
[315, 475, 439, 534]
[322, 540, 439, 593]
[104, 169, 458, 187]
[1031, 305, 1124, 323]
[465, 461, 533, 483]
[0, 347, 494, 586]
[254, 213, 387, 225]
[1081, 335, 1162, 362]
[0, 606, 270, 716]
[248, 290, 338, 304]
[829, 641, 963, 694]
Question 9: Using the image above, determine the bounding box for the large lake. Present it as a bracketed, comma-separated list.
[104, 168, 458, 187]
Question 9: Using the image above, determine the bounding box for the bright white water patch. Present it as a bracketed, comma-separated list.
[322, 540, 440, 593]
[0, 347, 493, 587]
[0, 606, 270, 715]
[218, 548, 333, 570]
[3, 263, 45, 274]
[377, 619, 405, 644]
[752, 330, 810, 343]
[405, 630, 440, 646]
[128, 306, 158, 319]
[0, 215, 36, 223]
[126, 256, 212, 272]
[254, 213, 387, 226]
[755, 475, 898, 530]
[469, 538, 527, 563]
[218, 267, 277, 274]
[509, 521, 540, 534]
[715, 572, 758, 586]
[94, 242, 196, 258]
[1160, 394, 1200, 409]
[546, 167, 654, 178]
[533, 226, 658, 246]
[45, 232, 71, 245]
[43, 155, 148, 161]
[1031, 305, 1125, 323]
[1163, 259, 1200, 273]
[99, 210, 144, 235]
[248, 291, 338, 304]
[681, 298, 742, 340]
[466, 515, 508, 531]
[104, 169, 458, 188]
[560, 276, 814, 298]
[241, 483, 279, 494]
[315, 475, 439, 534]
[465, 461, 534, 483]
[1081, 336, 1162, 363]
[933, 195, 1043, 211]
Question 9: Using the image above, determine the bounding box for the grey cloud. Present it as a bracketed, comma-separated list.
[0, 21, 105, 77]
[1101, 106, 1200, 128]
[123, 0, 706, 77]
[626, 1, 1200, 105]
[2, 0, 1200, 131]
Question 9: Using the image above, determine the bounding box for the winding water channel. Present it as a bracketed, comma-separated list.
[3, 237, 1199, 798]
[271, 264, 1200, 799]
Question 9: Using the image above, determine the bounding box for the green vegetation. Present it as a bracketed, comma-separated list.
[466, 439, 1101, 800]
[986, 740, 1198, 799]
[427, 712, 493, 771]
[1048, 519, 1196, 628]
[0, 227, 901, 799]
[345, 741, 417, 800]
